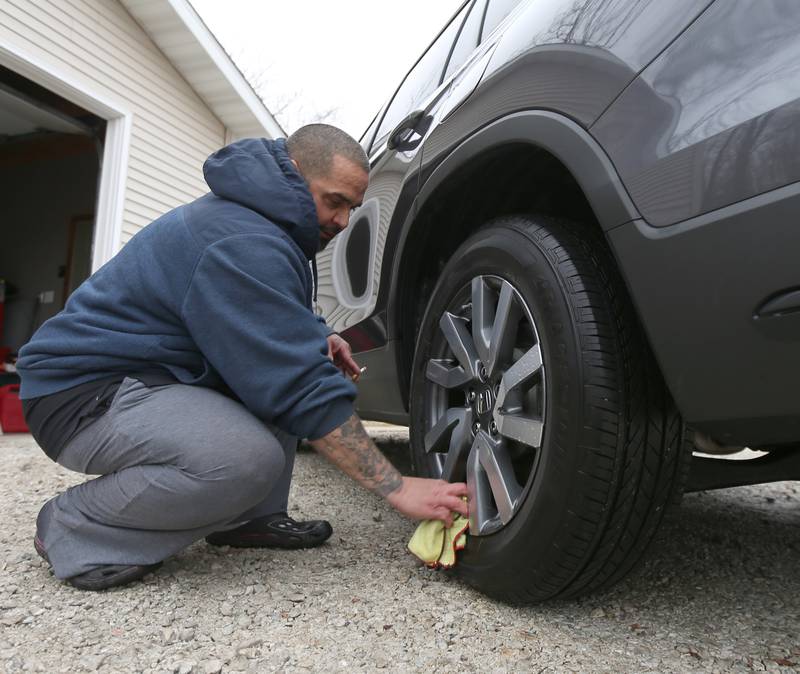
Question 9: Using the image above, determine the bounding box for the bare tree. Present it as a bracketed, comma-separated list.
[232, 54, 339, 133]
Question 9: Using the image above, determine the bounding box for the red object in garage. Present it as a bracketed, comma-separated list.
[0, 278, 5, 340]
[0, 385, 28, 433]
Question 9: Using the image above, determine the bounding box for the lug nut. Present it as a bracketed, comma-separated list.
[467, 389, 476, 403]
[490, 421, 498, 435]
[472, 422, 480, 434]
[479, 364, 488, 381]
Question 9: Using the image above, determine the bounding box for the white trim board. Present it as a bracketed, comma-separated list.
[0, 42, 131, 272]
[92, 116, 131, 271]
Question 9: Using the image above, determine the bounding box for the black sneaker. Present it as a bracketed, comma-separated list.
[34, 536, 161, 591]
[205, 513, 333, 550]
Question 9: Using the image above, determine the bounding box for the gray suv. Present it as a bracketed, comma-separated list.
[315, 0, 800, 601]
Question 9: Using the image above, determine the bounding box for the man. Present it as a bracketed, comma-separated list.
[18, 124, 468, 591]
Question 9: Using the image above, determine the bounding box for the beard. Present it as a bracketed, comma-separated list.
[318, 227, 338, 251]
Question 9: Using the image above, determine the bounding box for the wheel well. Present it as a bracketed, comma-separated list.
[396, 143, 602, 405]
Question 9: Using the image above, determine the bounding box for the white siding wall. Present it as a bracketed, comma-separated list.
[0, 0, 226, 244]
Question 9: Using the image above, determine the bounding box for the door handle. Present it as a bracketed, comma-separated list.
[387, 110, 433, 151]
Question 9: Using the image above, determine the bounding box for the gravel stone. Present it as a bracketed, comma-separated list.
[201, 660, 222, 674]
[179, 627, 196, 641]
[1, 430, 799, 673]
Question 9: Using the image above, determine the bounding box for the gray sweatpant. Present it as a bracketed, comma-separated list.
[36, 377, 297, 579]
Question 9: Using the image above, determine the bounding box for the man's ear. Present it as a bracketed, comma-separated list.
[290, 157, 310, 183]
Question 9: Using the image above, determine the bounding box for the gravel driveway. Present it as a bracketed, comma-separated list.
[1, 429, 798, 673]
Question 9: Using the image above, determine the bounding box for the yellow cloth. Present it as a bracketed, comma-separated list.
[408, 509, 469, 569]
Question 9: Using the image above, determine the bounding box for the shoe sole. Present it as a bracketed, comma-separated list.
[34, 535, 161, 591]
[206, 519, 333, 550]
[206, 532, 331, 549]
[33, 536, 50, 564]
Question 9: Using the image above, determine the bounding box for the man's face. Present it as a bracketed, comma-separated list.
[303, 155, 369, 250]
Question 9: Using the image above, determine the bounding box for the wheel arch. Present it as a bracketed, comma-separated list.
[388, 110, 641, 407]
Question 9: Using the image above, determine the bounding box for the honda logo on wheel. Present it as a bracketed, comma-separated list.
[475, 388, 495, 416]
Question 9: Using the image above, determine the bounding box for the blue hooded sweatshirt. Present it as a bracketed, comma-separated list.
[17, 138, 356, 440]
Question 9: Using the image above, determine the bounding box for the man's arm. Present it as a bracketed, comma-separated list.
[310, 414, 469, 525]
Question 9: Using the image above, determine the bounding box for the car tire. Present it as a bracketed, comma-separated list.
[409, 215, 689, 602]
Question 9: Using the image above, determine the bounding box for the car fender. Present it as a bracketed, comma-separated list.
[386, 109, 640, 339]
[417, 110, 639, 232]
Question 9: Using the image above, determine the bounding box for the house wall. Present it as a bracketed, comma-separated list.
[0, 0, 226, 246]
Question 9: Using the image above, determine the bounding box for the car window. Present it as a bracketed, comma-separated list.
[443, 0, 486, 80]
[374, 3, 470, 146]
[360, 106, 383, 155]
[481, 0, 522, 41]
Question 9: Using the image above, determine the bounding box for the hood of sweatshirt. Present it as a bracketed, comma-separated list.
[203, 137, 319, 260]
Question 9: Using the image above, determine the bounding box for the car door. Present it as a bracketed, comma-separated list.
[591, 0, 800, 434]
[314, 1, 475, 343]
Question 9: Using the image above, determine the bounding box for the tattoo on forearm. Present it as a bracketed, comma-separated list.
[311, 414, 402, 497]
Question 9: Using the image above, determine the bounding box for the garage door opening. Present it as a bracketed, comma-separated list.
[0, 65, 106, 360]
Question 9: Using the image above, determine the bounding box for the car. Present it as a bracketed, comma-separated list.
[314, 0, 800, 602]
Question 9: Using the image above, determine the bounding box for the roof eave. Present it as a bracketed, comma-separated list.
[119, 0, 284, 140]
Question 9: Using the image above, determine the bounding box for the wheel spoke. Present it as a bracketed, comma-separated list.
[496, 414, 543, 448]
[439, 311, 480, 380]
[493, 344, 544, 448]
[499, 343, 543, 394]
[425, 359, 472, 389]
[466, 436, 494, 534]
[424, 408, 462, 454]
[485, 281, 521, 377]
[475, 431, 522, 524]
[471, 277, 494, 365]
[440, 408, 474, 482]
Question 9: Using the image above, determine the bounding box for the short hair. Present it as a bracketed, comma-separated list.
[286, 124, 369, 179]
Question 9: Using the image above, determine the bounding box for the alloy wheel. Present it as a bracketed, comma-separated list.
[422, 275, 546, 535]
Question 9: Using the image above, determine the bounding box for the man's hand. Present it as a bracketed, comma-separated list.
[326, 333, 361, 380]
[385, 477, 468, 527]
[310, 414, 469, 526]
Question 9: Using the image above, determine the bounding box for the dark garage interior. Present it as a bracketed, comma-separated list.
[0, 66, 106, 356]
[0, 66, 105, 430]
